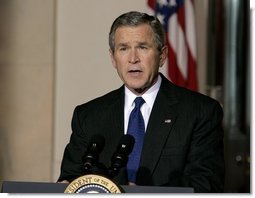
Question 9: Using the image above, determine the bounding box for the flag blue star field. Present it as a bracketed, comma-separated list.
[147, 0, 198, 91]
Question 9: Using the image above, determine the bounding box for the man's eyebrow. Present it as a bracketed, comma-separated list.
[137, 42, 149, 46]
[117, 41, 149, 46]
[116, 43, 128, 47]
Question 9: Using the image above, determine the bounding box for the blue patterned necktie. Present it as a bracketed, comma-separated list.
[127, 97, 145, 183]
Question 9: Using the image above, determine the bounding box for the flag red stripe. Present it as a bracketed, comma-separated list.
[147, 0, 156, 10]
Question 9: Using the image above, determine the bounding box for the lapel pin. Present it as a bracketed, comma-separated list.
[164, 119, 171, 123]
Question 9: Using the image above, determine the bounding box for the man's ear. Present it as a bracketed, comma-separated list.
[159, 45, 168, 67]
[109, 49, 117, 68]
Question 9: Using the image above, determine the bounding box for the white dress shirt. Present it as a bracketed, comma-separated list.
[124, 75, 162, 134]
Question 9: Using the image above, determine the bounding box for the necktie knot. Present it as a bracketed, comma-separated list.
[134, 97, 145, 109]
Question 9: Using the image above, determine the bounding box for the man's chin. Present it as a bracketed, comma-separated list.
[126, 85, 149, 95]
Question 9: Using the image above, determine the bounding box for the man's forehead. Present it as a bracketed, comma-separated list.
[114, 25, 154, 42]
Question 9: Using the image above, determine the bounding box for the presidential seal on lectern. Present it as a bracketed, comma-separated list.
[64, 174, 123, 193]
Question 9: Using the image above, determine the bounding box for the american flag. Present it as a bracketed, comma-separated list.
[147, 0, 198, 91]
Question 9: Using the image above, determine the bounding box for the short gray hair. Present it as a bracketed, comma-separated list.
[109, 11, 166, 53]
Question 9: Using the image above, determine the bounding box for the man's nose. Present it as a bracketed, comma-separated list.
[128, 49, 140, 64]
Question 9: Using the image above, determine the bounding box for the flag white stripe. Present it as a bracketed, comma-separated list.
[168, 13, 188, 79]
[185, 0, 197, 59]
[146, 6, 155, 16]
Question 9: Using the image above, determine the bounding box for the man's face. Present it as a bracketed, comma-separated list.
[110, 24, 167, 95]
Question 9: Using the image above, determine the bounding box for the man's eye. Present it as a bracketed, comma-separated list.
[119, 47, 127, 51]
[139, 46, 147, 50]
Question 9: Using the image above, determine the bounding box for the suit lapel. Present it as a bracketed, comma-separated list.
[138, 76, 179, 179]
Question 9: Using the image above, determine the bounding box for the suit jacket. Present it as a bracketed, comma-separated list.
[58, 74, 225, 192]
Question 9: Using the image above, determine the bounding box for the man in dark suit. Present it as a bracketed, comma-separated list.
[58, 11, 224, 192]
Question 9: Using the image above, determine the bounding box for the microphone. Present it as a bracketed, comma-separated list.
[82, 134, 105, 173]
[108, 134, 135, 178]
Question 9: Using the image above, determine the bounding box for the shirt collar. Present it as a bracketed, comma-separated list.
[125, 75, 162, 109]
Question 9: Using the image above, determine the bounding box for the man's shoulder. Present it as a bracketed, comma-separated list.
[161, 76, 221, 107]
[76, 86, 124, 111]
[175, 85, 220, 107]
